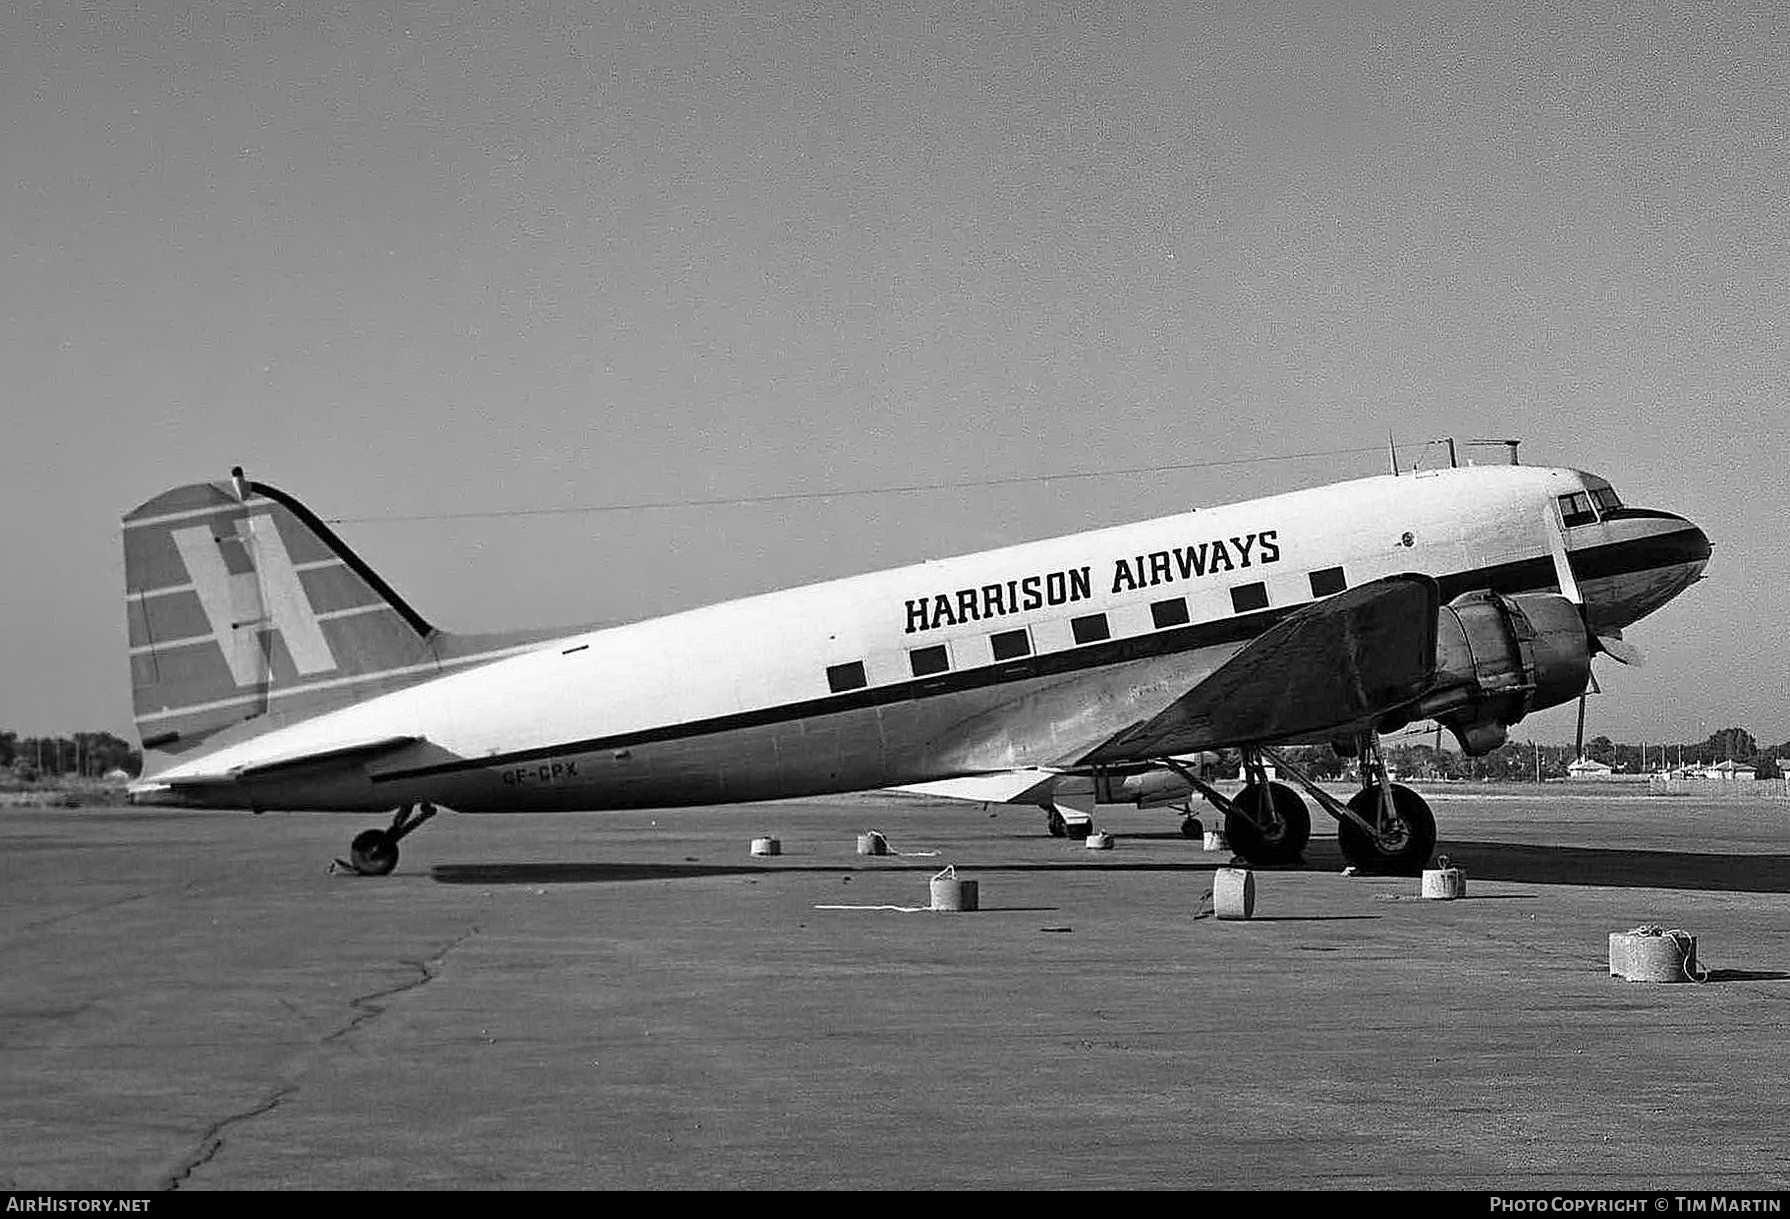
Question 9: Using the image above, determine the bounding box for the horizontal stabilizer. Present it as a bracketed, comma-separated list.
[154, 734, 422, 788]
[1080, 574, 1441, 763]
[889, 769, 1063, 807]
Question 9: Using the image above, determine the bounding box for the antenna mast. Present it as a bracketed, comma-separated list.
[1466, 439, 1522, 466]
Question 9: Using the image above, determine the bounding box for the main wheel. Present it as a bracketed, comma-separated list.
[1338, 783, 1436, 874]
[1047, 809, 1068, 838]
[1224, 781, 1311, 865]
[348, 828, 400, 876]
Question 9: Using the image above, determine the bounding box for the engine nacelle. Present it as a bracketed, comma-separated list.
[1094, 766, 1199, 808]
[1407, 591, 1592, 757]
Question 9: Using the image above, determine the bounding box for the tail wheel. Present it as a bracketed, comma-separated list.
[1338, 784, 1437, 875]
[348, 829, 399, 876]
[1225, 781, 1311, 865]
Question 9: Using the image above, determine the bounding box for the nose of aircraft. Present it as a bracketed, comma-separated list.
[1580, 507, 1711, 629]
[1657, 511, 1713, 580]
[1684, 516, 1712, 576]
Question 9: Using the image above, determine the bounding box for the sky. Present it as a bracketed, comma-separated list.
[3, 0, 1786, 751]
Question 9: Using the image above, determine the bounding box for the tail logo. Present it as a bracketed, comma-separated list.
[171, 514, 338, 686]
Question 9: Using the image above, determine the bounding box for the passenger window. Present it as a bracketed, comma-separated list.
[826, 661, 867, 692]
[990, 629, 1031, 661]
[1071, 613, 1110, 644]
[1557, 492, 1597, 527]
[909, 645, 949, 677]
[1309, 567, 1347, 598]
[1231, 582, 1269, 613]
[1151, 598, 1190, 629]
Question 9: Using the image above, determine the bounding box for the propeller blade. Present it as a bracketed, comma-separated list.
[1546, 508, 1582, 604]
[1595, 635, 1644, 667]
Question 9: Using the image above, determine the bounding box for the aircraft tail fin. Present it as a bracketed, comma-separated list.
[122, 470, 448, 755]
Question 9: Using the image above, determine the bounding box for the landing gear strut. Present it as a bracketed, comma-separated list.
[1262, 737, 1437, 874]
[1167, 749, 1311, 866]
[344, 803, 437, 876]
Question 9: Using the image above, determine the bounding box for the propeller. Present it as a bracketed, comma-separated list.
[1574, 668, 1611, 762]
[1594, 633, 1644, 666]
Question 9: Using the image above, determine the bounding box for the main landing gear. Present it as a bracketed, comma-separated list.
[1166, 736, 1438, 874]
[1262, 737, 1437, 874]
[341, 803, 437, 876]
[1164, 750, 1311, 866]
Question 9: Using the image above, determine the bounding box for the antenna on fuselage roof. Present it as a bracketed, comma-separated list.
[1387, 431, 1399, 476]
[1466, 439, 1522, 466]
[1408, 439, 1462, 472]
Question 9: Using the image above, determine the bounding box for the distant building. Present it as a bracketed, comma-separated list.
[1661, 760, 1757, 782]
[1565, 756, 1614, 780]
[1702, 759, 1756, 783]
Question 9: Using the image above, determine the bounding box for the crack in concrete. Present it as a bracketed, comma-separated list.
[323, 925, 480, 1045]
[162, 1086, 297, 1191]
[4, 882, 204, 940]
[160, 925, 480, 1190]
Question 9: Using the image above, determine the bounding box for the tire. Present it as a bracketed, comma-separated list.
[349, 828, 400, 876]
[1224, 781, 1311, 865]
[1338, 783, 1436, 875]
[1180, 816, 1205, 840]
[1047, 810, 1068, 838]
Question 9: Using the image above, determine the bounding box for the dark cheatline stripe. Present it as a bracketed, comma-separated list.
[1435, 556, 1557, 602]
[371, 529, 1700, 785]
[1568, 527, 1710, 582]
[1596, 507, 1688, 524]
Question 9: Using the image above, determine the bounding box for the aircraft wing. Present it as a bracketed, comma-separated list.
[888, 768, 1064, 806]
[1079, 574, 1440, 764]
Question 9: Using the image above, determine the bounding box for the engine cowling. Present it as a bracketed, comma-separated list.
[1407, 591, 1592, 756]
[1093, 766, 1200, 808]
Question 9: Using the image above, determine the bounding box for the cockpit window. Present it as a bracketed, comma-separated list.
[1557, 492, 1597, 528]
[1590, 487, 1623, 513]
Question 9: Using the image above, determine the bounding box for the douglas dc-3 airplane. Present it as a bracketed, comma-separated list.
[124, 457, 1709, 876]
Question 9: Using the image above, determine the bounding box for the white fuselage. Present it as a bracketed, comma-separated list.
[145, 465, 1708, 812]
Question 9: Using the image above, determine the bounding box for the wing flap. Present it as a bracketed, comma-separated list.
[1080, 574, 1440, 763]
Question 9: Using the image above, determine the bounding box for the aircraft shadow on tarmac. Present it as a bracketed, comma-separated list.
[432, 859, 1257, 885]
[1425, 840, 1790, 895]
[1701, 969, 1790, 982]
[432, 839, 1790, 895]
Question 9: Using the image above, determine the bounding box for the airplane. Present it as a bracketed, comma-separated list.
[122, 456, 1710, 876]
